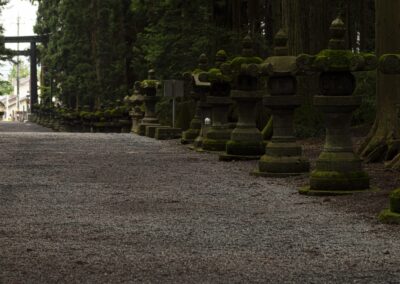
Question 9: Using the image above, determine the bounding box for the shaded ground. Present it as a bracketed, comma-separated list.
[0, 122, 400, 283]
[297, 136, 400, 217]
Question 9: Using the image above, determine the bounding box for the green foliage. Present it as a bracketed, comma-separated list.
[390, 189, 400, 199]
[130, 1, 269, 80]
[0, 80, 12, 96]
[8, 61, 30, 81]
[0, 1, 9, 67]
[141, 80, 160, 89]
[131, 1, 215, 79]
[30, 0, 379, 141]
[34, 0, 134, 109]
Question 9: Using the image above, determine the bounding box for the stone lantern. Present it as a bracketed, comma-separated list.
[297, 17, 377, 195]
[252, 29, 310, 177]
[137, 69, 162, 136]
[200, 50, 234, 151]
[379, 53, 400, 74]
[219, 35, 265, 161]
[127, 81, 145, 134]
[181, 54, 210, 145]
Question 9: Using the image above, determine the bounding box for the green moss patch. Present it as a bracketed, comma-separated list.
[230, 56, 263, 72]
[299, 186, 377, 196]
[310, 170, 370, 191]
[181, 129, 200, 143]
[226, 140, 264, 156]
[379, 209, 400, 225]
[203, 138, 228, 152]
[311, 170, 369, 179]
[389, 189, 400, 213]
[141, 80, 160, 89]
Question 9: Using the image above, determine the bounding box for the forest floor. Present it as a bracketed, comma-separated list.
[0, 121, 399, 283]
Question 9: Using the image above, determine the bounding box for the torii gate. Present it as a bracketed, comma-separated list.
[4, 35, 46, 110]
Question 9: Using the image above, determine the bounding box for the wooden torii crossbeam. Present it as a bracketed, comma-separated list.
[4, 35, 46, 110]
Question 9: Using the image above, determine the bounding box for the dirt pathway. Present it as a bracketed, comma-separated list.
[0, 122, 399, 283]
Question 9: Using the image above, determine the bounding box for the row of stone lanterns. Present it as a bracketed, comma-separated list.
[126, 69, 182, 140]
[129, 16, 381, 197]
[182, 16, 376, 196]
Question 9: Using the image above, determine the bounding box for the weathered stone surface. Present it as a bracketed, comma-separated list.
[155, 127, 182, 140]
[146, 125, 168, 138]
[219, 37, 265, 161]
[181, 54, 210, 144]
[253, 29, 309, 177]
[127, 81, 145, 134]
[189, 89, 212, 151]
[137, 70, 162, 136]
[297, 17, 375, 195]
[379, 189, 400, 224]
[199, 50, 233, 152]
[379, 54, 400, 74]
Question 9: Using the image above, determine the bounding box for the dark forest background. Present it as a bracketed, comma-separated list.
[32, 0, 375, 110]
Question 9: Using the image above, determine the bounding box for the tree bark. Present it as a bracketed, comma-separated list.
[358, 0, 400, 169]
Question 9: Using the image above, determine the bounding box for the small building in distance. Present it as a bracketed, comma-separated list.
[0, 76, 31, 121]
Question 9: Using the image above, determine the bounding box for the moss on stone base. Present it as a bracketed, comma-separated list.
[203, 138, 228, 152]
[219, 153, 262, 162]
[182, 128, 200, 144]
[299, 186, 377, 196]
[378, 209, 400, 224]
[189, 119, 202, 130]
[310, 170, 370, 192]
[389, 189, 400, 213]
[258, 155, 310, 174]
[251, 171, 307, 178]
[226, 140, 264, 156]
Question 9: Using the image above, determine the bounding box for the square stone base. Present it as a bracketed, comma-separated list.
[155, 127, 182, 140]
[379, 209, 400, 224]
[146, 125, 168, 138]
[299, 186, 377, 196]
[219, 153, 262, 162]
[250, 171, 307, 178]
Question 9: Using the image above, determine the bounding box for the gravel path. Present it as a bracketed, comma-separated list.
[1, 122, 400, 283]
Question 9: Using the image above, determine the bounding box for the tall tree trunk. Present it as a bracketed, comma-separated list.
[359, 0, 400, 169]
[90, 0, 100, 109]
[281, 0, 335, 137]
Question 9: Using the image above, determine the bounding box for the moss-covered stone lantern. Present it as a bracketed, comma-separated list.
[219, 35, 265, 161]
[137, 69, 162, 136]
[199, 50, 234, 151]
[252, 29, 310, 177]
[127, 81, 145, 134]
[379, 53, 400, 74]
[181, 54, 210, 145]
[379, 188, 400, 224]
[298, 17, 377, 195]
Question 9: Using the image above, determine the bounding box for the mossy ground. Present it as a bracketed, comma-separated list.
[181, 129, 200, 144]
